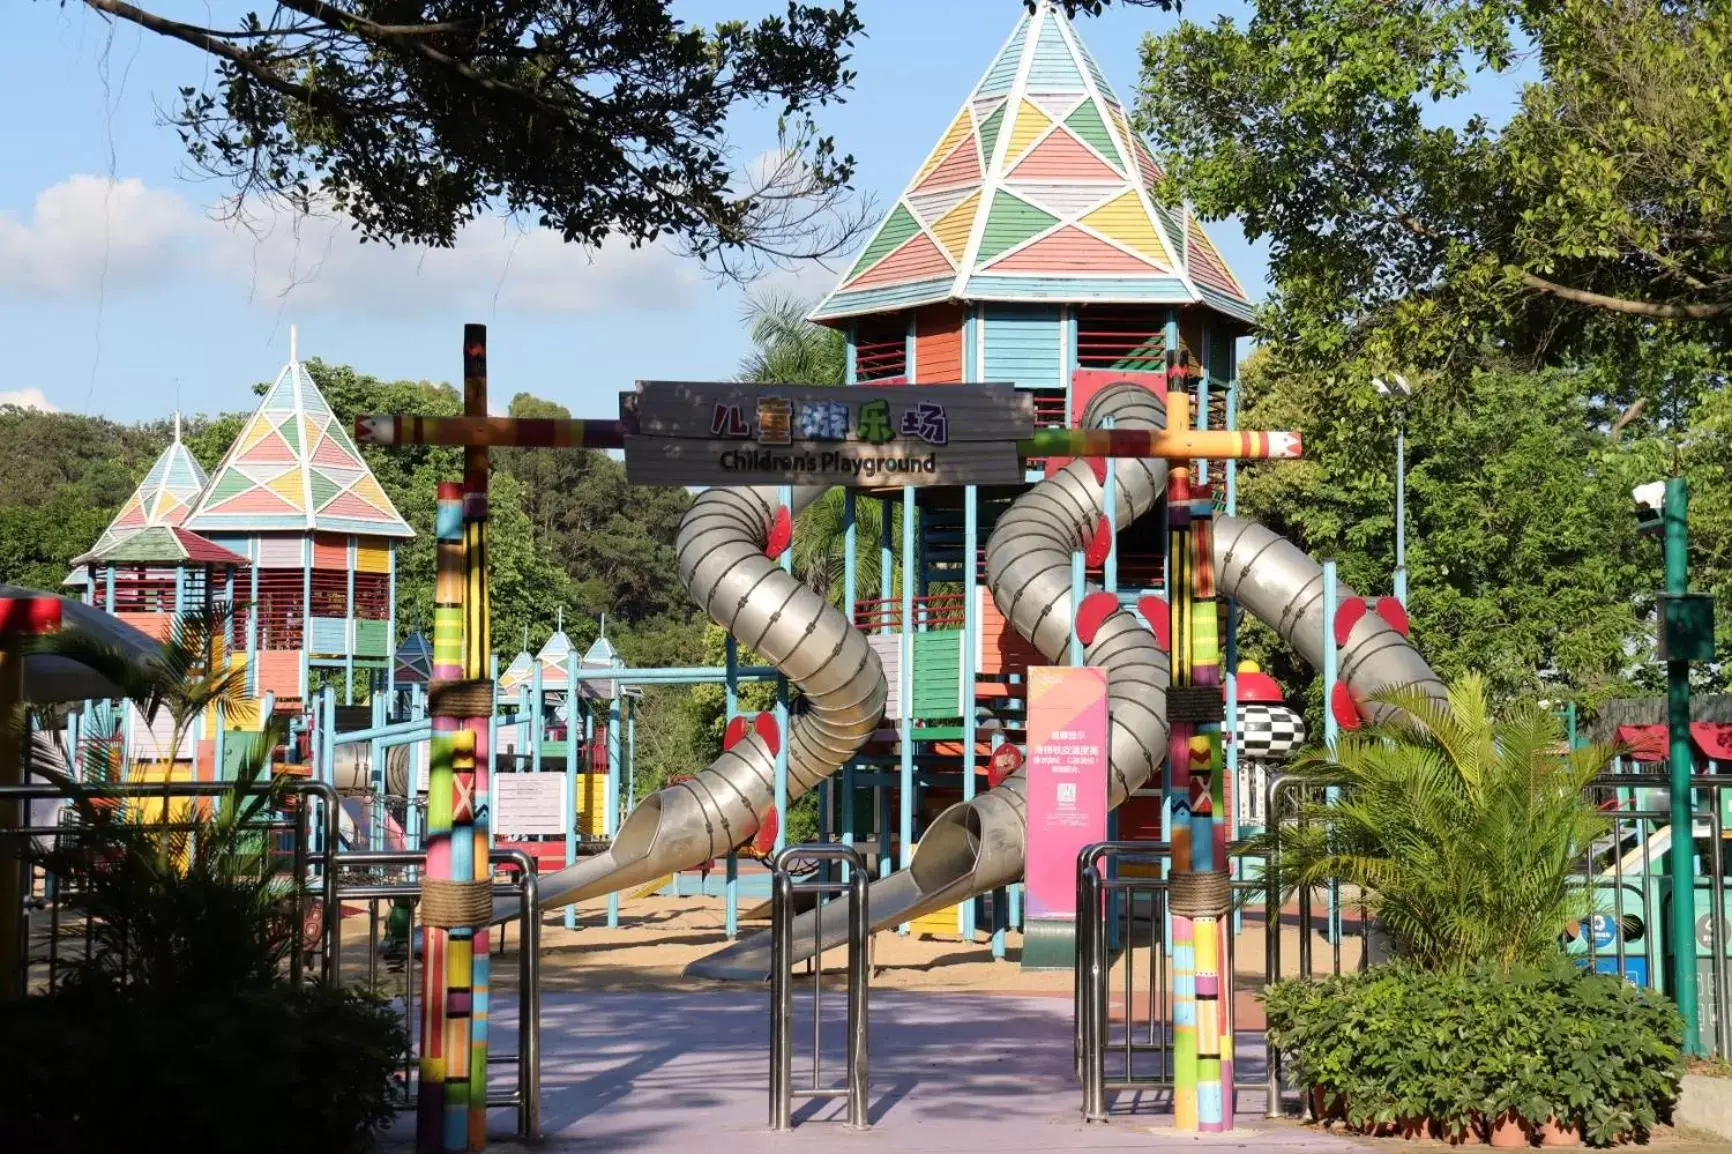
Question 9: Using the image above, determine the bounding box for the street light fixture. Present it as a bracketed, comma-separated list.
[1372, 375, 1412, 606]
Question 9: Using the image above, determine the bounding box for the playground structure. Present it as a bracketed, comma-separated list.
[19, 3, 1727, 1151]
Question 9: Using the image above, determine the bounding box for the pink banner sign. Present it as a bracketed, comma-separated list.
[1025, 665, 1110, 921]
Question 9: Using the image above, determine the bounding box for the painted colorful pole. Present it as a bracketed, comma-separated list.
[417, 480, 466, 1151]
[417, 325, 494, 1153]
[1164, 388, 1236, 1132]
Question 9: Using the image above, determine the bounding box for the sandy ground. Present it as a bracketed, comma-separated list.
[334, 890, 1369, 1025]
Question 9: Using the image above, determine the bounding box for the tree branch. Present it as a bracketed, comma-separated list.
[81, 0, 345, 117]
[1518, 272, 1732, 320]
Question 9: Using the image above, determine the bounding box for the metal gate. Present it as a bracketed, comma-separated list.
[768, 843, 870, 1131]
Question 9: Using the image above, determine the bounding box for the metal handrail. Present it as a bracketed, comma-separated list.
[1, 779, 341, 985]
[333, 848, 542, 1142]
[1075, 840, 1171, 1123]
[769, 843, 869, 1131]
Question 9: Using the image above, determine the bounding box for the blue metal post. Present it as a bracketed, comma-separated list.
[881, 502, 894, 880]
[530, 661, 543, 775]
[1322, 558, 1342, 943]
[606, 690, 622, 928]
[345, 539, 356, 705]
[899, 486, 915, 930]
[960, 485, 979, 939]
[843, 488, 858, 880]
[1070, 552, 1086, 666]
[1394, 425, 1409, 607]
[774, 485, 793, 853]
[1224, 351, 1245, 930]
[724, 633, 739, 939]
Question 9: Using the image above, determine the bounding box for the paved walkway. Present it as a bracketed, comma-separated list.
[385, 990, 1366, 1153]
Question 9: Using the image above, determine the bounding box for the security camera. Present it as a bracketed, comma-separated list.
[1372, 378, 1389, 396]
[1392, 374, 1412, 396]
[1633, 481, 1665, 536]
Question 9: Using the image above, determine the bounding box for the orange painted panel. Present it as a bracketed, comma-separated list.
[255, 649, 303, 699]
[312, 534, 349, 569]
[117, 612, 171, 642]
[913, 304, 966, 384]
[977, 592, 1042, 677]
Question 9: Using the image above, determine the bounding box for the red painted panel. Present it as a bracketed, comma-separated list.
[913, 139, 981, 192]
[1007, 128, 1120, 182]
[977, 592, 1043, 677]
[312, 533, 348, 569]
[913, 304, 965, 384]
[256, 649, 303, 699]
[986, 226, 1155, 273]
[1116, 793, 1165, 841]
[848, 233, 952, 290]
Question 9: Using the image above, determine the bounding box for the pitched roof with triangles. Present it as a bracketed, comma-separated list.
[86, 424, 210, 557]
[184, 357, 413, 538]
[811, 0, 1253, 324]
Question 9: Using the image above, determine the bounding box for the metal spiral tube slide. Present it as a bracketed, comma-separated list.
[498, 485, 888, 920]
[686, 383, 1443, 980]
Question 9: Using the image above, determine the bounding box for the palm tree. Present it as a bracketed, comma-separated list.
[1247, 674, 1615, 974]
[33, 603, 253, 816]
[15, 602, 312, 991]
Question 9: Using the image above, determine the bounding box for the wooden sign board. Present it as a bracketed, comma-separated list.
[622, 380, 1032, 488]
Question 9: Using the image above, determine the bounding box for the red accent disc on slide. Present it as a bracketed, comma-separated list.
[1074, 591, 1121, 647]
[765, 505, 793, 560]
[987, 742, 1024, 789]
[722, 715, 749, 751]
[1087, 458, 1109, 485]
[753, 711, 781, 756]
[1084, 516, 1113, 567]
[1331, 682, 1364, 730]
[1374, 595, 1410, 638]
[751, 808, 779, 857]
[1137, 595, 1170, 650]
[1333, 596, 1367, 648]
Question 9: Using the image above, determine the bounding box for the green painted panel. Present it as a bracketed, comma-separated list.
[309, 470, 340, 509]
[848, 204, 921, 279]
[912, 630, 963, 719]
[977, 192, 1059, 264]
[204, 467, 253, 505]
[1064, 100, 1116, 160]
[354, 619, 390, 657]
[977, 104, 1006, 167]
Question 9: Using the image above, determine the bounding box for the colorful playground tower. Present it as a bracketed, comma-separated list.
[808, 0, 1253, 921]
[68, 330, 412, 776]
[812, 1, 1251, 1126]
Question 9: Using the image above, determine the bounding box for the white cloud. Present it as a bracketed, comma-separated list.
[0, 389, 59, 411]
[0, 176, 200, 295]
[0, 176, 702, 318]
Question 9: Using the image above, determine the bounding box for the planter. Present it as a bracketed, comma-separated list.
[1537, 1117, 1580, 1147]
[1308, 1085, 1346, 1126]
[1487, 1111, 1530, 1149]
[1442, 1115, 1487, 1145]
[1397, 1116, 1430, 1140]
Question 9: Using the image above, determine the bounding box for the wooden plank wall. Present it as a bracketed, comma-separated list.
[914, 303, 965, 384]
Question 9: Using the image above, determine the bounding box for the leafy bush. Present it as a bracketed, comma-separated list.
[1242, 674, 1614, 972]
[1264, 961, 1684, 1145]
[0, 982, 406, 1154]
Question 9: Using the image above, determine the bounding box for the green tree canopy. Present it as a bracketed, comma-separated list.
[54, 0, 869, 278]
[1130, 0, 1732, 368]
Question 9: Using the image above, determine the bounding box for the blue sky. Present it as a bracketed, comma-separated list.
[0, 1, 1526, 423]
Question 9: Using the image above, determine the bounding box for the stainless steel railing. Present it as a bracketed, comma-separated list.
[4, 779, 341, 991]
[768, 843, 869, 1131]
[333, 848, 542, 1143]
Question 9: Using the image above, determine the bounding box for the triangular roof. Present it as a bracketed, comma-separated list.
[73, 525, 251, 568]
[85, 419, 210, 558]
[497, 649, 535, 693]
[395, 632, 432, 685]
[184, 350, 413, 538]
[536, 628, 573, 679]
[811, 0, 1252, 324]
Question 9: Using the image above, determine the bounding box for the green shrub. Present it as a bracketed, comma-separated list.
[1264, 960, 1684, 1145]
[0, 982, 406, 1154]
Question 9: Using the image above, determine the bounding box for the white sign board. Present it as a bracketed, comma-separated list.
[493, 773, 569, 837]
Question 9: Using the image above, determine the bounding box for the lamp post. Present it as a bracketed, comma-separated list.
[1634, 478, 1713, 1056]
[1372, 375, 1412, 607]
